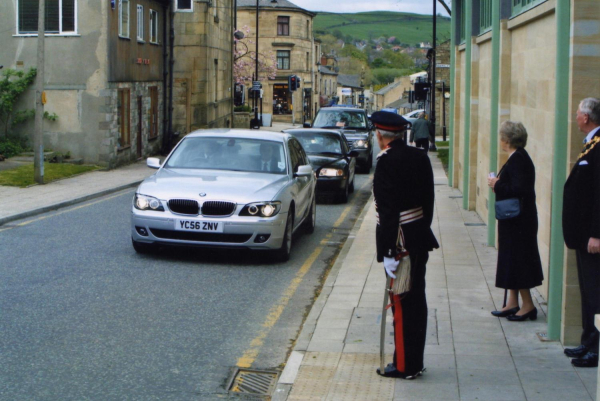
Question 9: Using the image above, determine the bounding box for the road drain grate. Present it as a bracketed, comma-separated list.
[228, 368, 278, 397]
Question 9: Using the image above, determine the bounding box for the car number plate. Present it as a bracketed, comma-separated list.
[175, 219, 223, 232]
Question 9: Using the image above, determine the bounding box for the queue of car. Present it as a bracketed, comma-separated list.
[131, 106, 375, 259]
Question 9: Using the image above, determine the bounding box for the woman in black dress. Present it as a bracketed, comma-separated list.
[488, 121, 544, 321]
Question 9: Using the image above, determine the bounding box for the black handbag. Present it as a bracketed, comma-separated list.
[495, 198, 521, 220]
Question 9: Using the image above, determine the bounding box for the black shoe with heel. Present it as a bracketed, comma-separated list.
[506, 307, 537, 321]
[491, 306, 520, 318]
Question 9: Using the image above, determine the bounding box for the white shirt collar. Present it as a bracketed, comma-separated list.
[585, 126, 600, 143]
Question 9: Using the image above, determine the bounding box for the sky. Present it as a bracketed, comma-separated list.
[290, 0, 451, 17]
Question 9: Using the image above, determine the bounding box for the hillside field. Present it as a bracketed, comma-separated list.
[314, 11, 451, 46]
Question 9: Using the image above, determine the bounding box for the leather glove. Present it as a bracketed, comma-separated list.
[383, 257, 399, 279]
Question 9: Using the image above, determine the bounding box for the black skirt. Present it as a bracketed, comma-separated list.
[496, 210, 544, 290]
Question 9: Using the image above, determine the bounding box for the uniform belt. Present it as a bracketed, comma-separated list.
[399, 207, 423, 225]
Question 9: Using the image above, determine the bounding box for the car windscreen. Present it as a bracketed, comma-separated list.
[292, 133, 343, 155]
[313, 110, 367, 129]
[165, 137, 287, 174]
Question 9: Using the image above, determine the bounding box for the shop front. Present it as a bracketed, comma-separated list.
[273, 83, 292, 115]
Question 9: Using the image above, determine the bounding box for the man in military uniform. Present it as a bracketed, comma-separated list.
[371, 111, 439, 379]
[563, 97, 600, 368]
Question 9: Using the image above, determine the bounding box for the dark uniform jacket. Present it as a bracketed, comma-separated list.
[409, 118, 434, 142]
[373, 138, 439, 262]
[563, 129, 600, 250]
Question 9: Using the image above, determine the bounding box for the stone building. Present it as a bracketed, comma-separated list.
[373, 76, 412, 112]
[432, 40, 451, 138]
[449, 0, 600, 344]
[171, 0, 235, 135]
[0, 0, 234, 168]
[336, 75, 363, 106]
[236, 0, 316, 124]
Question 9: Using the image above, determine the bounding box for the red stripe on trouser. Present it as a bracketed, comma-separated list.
[392, 293, 405, 372]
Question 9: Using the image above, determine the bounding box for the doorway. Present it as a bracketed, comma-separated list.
[273, 84, 292, 115]
[137, 96, 143, 159]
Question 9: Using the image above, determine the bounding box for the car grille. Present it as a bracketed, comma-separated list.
[202, 201, 236, 216]
[150, 229, 252, 243]
[168, 199, 199, 215]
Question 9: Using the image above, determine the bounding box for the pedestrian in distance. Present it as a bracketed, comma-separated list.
[562, 97, 600, 368]
[488, 121, 544, 321]
[371, 111, 439, 380]
[409, 112, 434, 153]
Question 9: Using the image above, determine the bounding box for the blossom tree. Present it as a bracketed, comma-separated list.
[234, 26, 278, 84]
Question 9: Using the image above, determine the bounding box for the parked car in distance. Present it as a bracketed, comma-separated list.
[131, 130, 317, 262]
[403, 109, 425, 125]
[284, 128, 358, 203]
[305, 107, 374, 173]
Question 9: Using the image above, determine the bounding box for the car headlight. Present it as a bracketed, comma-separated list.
[354, 139, 368, 148]
[134, 194, 165, 211]
[240, 201, 282, 217]
[319, 168, 344, 177]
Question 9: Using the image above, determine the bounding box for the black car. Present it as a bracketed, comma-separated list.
[285, 129, 358, 203]
[305, 107, 374, 173]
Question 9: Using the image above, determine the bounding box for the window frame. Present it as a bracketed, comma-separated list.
[511, 0, 548, 18]
[119, 0, 130, 39]
[479, 0, 492, 34]
[174, 0, 193, 12]
[277, 16, 290, 36]
[16, 0, 78, 36]
[277, 50, 291, 70]
[149, 9, 159, 44]
[136, 4, 144, 42]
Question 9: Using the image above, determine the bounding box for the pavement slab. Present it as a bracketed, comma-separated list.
[277, 154, 597, 400]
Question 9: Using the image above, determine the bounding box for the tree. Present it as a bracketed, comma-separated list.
[234, 26, 277, 84]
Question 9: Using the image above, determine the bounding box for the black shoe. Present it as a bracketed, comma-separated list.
[565, 345, 589, 358]
[491, 306, 520, 317]
[376, 363, 425, 380]
[506, 307, 537, 321]
[571, 352, 599, 368]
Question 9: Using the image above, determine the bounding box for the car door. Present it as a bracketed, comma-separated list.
[288, 138, 311, 226]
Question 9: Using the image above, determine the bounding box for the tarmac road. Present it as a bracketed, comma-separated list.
[0, 159, 377, 400]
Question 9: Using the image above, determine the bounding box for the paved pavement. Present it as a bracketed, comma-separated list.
[273, 155, 598, 401]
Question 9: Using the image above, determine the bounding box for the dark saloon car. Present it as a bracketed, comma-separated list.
[305, 107, 374, 173]
[285, 129, 357, 203]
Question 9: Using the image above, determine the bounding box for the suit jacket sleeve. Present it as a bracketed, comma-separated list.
[591, 149, 600, 238]
[494, 153, 531, 199]
[374, 154, 401, 258]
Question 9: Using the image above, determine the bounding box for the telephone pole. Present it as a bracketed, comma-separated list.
[34, 0, 46, 184]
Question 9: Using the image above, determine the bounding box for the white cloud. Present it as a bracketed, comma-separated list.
[291, 0, 450, 16]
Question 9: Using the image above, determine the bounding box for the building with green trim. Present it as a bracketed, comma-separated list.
[449, 0, 600, 344]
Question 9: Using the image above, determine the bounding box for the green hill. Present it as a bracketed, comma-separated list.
[314, 11, 451, 46]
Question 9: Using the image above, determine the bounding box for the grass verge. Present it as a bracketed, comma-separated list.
[437, 149, 449, 172]
[0, 163, 101, 188]
[436, 140, 449, 147]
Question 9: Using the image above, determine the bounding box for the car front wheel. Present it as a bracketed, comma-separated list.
[274, 213, 293, 262]
[303, 196, 316, 234]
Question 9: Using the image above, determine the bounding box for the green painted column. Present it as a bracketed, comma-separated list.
[462, 0, 472, 210]
[448, 1, 457, 186]
[487, 1, 501, 246]
[547, 0, 571, 341]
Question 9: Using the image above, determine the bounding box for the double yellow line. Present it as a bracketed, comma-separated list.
[236, 178, 372, 368]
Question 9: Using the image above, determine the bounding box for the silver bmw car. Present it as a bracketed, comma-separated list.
[131, 129, 317, 261]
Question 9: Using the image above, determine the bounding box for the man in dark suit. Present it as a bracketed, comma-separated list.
[256, 142, 281, 173]
[563, 97, 600, 368]
[371, 111, 439, 379]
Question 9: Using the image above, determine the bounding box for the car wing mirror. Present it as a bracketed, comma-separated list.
[348, 150, 359, 158]
[295, 165, 313, 177]
[147, 157, 161, 169]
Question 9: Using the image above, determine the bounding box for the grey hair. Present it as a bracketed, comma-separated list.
[377, 128, 403, 139]
[579, 98, 600, 125]
[418, 112, 426, 118]
[499, 121, 528, 149]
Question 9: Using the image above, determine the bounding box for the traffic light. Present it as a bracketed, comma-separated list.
[414, 82, 429, 101]
[289, 75, 298, 91]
